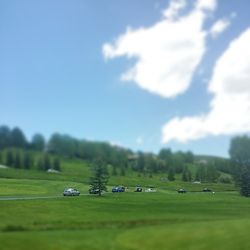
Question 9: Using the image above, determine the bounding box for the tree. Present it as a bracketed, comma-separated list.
[120, 166, 126, 176]
[14, 152, 22, 168]
[23, 152, 33, 169]
[47, 133, 76, 157]
[158, 148, 172, 171]
[0, 151, 2, 164]
[10, 127, 27, 148]
[0, 125, 11, 149]
[5, 150, 14, 167]
[182, 166, 188, 182]
[43, 154, 51, 171]
[187, 169, 192, 182]
[172, 151, 185, 174]
[195, 165, 206, 182]
[184, 151, 194, 164]
[31, 133, 45, 151]
[36, 157, 44, 171]
[168, 167, 175, 181]
[111, 165, 118, 176]
[89, 159, 109, 196]
[229, 135, 250, 197]
[136, 152, 145, 174]
[239, 167, 250, 197]
[53, 157, 61, 171]
[206, 165, 218, 183]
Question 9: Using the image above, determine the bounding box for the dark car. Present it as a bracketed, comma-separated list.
[63, 188, 80, 196]
[177, 188, 187, 193]
[89, 188, 100, 194]
[112, 186, 125, 192]
[135, 186, 142, 192]
[203, 188, 212, 192]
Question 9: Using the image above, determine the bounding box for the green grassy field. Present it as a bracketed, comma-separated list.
[0, 177, 249, 250]
[0, 154, 247, 250]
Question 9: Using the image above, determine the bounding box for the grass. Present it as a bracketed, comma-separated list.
[0, 178, 89, 196]
[0, 179, 249, 250]
[0, 153, 245, 249]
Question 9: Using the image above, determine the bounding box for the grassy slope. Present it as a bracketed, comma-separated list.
[0, 192, 250, 250]
[0, 153, 236, 192]
[0, 154, 243, 250]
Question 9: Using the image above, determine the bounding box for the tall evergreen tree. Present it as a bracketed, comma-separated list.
[168, 167, 175, 181]
[111, 165, 117, 176]
[14, 152, 22, 168]
[136, 152, 145, 174]
[23, 152, 32, 169]
[10, 127, 27, 148]
[44, 154, 51, 171]
[195, 165, 206, 182]
[239, 166, 250, 197]
[89, 159, 109, 196]
[31, 133, 45, 151]
[5, 150, 14, 167]
[36, 157, 44, 171]
[229, 135, 250, 197]
[182, 167, 188, 182]
[187, 169, 192, 182]
[0, 125, 11, 149]
[53, 157, 61, 171]
[120, 166, 126, 176]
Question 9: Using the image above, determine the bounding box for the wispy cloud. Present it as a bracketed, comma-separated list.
[210, 18, 231, 38]
[103, 0, 218, 98]
[162, 28, 250, 143]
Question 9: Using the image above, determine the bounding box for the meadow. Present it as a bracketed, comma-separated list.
[0, 154, 248, 250]
[0, 175, 249, 250]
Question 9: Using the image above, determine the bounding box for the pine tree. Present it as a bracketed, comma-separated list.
[120, 166, 126, 176]
[36, 157, 44, 171]
[5, 150, 14, 167]
[14, 152, 22, 168]
[240, 167, 250, 197]
[23, 152, 32, 169]
[43, 154, 51, 171]
[182, 167, 188, 182]
[168, 167, 175, 181]
[53, 157, 61, 171]
[111, 165, 117, 176]
[89, 159, 109, 196]
[187, 169, 192, 182]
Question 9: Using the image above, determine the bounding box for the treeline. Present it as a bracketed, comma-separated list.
[0, 125, 231, 182]
[0, 125, 45, 150]
[0, 149, 61, 172]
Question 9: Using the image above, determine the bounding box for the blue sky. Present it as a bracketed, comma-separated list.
[1, 0, 250, 157]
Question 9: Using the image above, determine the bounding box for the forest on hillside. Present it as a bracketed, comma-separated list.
[0, 125, 233, 183]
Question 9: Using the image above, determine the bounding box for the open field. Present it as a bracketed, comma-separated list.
[0, 177, 249, 250]
[0, 153, 243, 249]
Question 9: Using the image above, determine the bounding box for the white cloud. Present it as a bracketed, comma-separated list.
[162, 0, 186, 20]
[210, 18, 231, 38]
[162, 28, 250, 143]
[103, 0, 217, 98]
[195, 0, 217, 11]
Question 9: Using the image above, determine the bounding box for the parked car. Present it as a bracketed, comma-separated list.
[177, 188, 187, 193]
[63, 188, 80, 196]
[145, 187, 156, 192]
[203, 188, 212, 192]
[89, 188, 100, 194]
[112, 186, 125, 192]
[134, 186, 142, 192]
